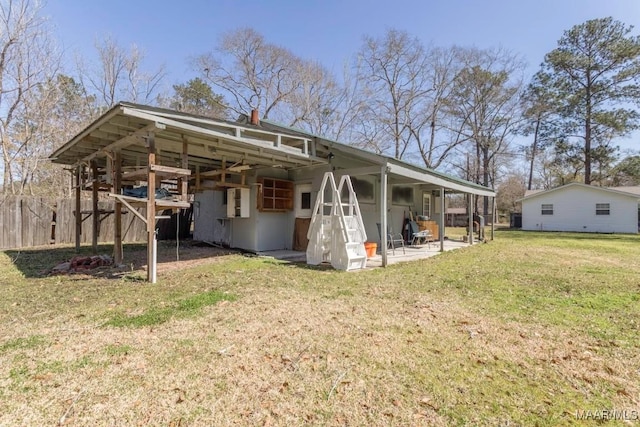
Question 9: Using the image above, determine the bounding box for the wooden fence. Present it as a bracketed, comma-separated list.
[0, 196, 149, 250]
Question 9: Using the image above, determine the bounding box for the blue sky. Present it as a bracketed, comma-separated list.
[44, 0, 640, 82]
[43, 0, 640, 150]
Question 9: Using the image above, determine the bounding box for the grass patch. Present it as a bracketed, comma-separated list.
[0, 335, 46, 354]
[104, 290, 236, 328]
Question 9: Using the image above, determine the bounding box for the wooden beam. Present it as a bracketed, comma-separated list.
[113, 151, 123, 264]
[147, 133, 157, 283]
[149, 164, 191, 176]
[75, 165, 82, 252]
[82, 122, 166, 162]
[199, 164, 251, 177]
[91, 161, 99, 253]
[180, 137, 188, 201]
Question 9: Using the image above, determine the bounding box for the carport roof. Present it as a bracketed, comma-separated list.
[50, 102, 495, 197]
[50, 102, 328, 171]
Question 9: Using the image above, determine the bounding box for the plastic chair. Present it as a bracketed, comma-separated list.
[377, 223, 406, 255]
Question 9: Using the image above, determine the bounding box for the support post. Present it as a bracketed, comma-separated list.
[91, 160, 99, 254]
[113, 151, 123, 264]
[440, 187, 445, 252]
[75, 165, 82, 252]
[468, 194, 474, 245]
[380, 166, 388, 267]
[146, 133, 157, 283]
[491, 196, 496, 241]
[180, 137, 188, 201]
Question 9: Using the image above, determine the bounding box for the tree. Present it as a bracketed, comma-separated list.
[447, 48, 524, 213]
[608, 155, 640, 185]
[79, 36, 166, 108]
[0, 0, 59, 195]
[520, 72, 560, 190]
[169, 77, 227, 118]
[354, 29, 431, 160]
[538, 17, 640, 185]
[195, 28, 302, 120]
[495, 173, 526, 213]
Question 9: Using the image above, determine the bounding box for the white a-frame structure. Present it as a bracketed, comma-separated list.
[306, 172, 368, 271]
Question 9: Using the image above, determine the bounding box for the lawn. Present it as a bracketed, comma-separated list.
[0, 231, 638, 426]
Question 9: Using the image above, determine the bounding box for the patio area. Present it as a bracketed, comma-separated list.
[257, 239, 473, 269]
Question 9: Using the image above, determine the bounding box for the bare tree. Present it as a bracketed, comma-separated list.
[355, 29, 431, 160]
[447, 47, 524, 213]
[195, 28, 302, 120]
[79, 36, 165, 107]
[0, 0, 59, 195]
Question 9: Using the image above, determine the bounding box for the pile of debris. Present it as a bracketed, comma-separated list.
[50, 255, 114, 275]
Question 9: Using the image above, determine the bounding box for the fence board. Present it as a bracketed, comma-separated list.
[0, 196, 151, 249]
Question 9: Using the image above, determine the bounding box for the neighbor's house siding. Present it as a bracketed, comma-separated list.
[522, 184, 638, 233]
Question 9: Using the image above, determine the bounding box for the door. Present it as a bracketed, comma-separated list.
[293, 184, 313, 250]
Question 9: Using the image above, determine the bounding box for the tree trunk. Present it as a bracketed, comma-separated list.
[528, 116, 540, 190]
[584, 75, 592, 185]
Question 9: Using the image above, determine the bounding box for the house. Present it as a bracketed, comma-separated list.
[520, 183, 640, 233]
[50, 102, 495, 281]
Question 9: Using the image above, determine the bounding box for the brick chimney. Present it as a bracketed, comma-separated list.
[250, 109, 259, 126]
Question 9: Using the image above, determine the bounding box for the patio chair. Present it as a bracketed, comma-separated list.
[408, 220, 432, 248]
[377, 223, 406, 255]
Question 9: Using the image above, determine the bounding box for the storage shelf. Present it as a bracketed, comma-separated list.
[258, 177, 293, 212]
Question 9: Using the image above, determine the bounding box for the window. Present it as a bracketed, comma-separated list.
[541, 204, 553, 215]
[422, 193, 431, 218]
[258, 177, 293, 212]
[596, 203, 610, 215]
[301, 192, 311, 210]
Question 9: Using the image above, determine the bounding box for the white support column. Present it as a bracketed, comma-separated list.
[491, 196, 496, 241]
[440, 187, 445, 252]
[380, 166, 388, 267]
[468, 194, 474, 245]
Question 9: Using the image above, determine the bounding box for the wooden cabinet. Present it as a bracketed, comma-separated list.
[258, 178, 293, 212]
[416, 220, 438, 240]
[227, 188, 250, 218]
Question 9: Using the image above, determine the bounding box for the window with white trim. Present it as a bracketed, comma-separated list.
[541, 204, 553, 215]
[595, 203, 610, 215]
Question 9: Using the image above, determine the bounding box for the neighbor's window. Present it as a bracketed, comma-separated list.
[596, 203, 610, 215]
[541, 204, 553, 215]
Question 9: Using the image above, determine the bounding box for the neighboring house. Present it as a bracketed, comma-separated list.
[50, 102, 495, 280]
[520, 183, 640, 234]
[445, 207, 468, 227]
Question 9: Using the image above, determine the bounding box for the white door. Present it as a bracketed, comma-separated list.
[295, 184, 313, 218]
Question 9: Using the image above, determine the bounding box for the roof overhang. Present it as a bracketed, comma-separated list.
[50, 103, 328, 171]
[386, 161, 495, 197]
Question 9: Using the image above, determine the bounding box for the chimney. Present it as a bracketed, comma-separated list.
[250, 109, 259, 126]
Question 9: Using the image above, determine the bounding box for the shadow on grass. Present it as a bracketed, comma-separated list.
[4, 240, 239, 279]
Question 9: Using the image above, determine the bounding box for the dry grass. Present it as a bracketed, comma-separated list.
[0, 231, 639, 426]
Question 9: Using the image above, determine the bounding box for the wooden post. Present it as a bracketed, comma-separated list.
[380, 165, 388, 267]
[440, 187, 445, 252]
[147, 133, 157, 283]
[180, 137, 188, 201]
[75, 165, 82, 252]
[113, 151, 123, 264]
[91, 160, 99, 254]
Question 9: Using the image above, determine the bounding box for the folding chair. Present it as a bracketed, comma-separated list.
[377, 223, 406, 255]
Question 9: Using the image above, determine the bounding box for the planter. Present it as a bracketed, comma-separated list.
[364, 242, 377, 258]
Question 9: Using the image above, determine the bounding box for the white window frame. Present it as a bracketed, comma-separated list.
[422, 193, 431, 218]
[295, 183, 313, 218]
[541, 204, 553, 215]
[595, 203, 610, 215]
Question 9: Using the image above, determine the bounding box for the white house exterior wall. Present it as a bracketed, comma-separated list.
[522, 185, 638, 233]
